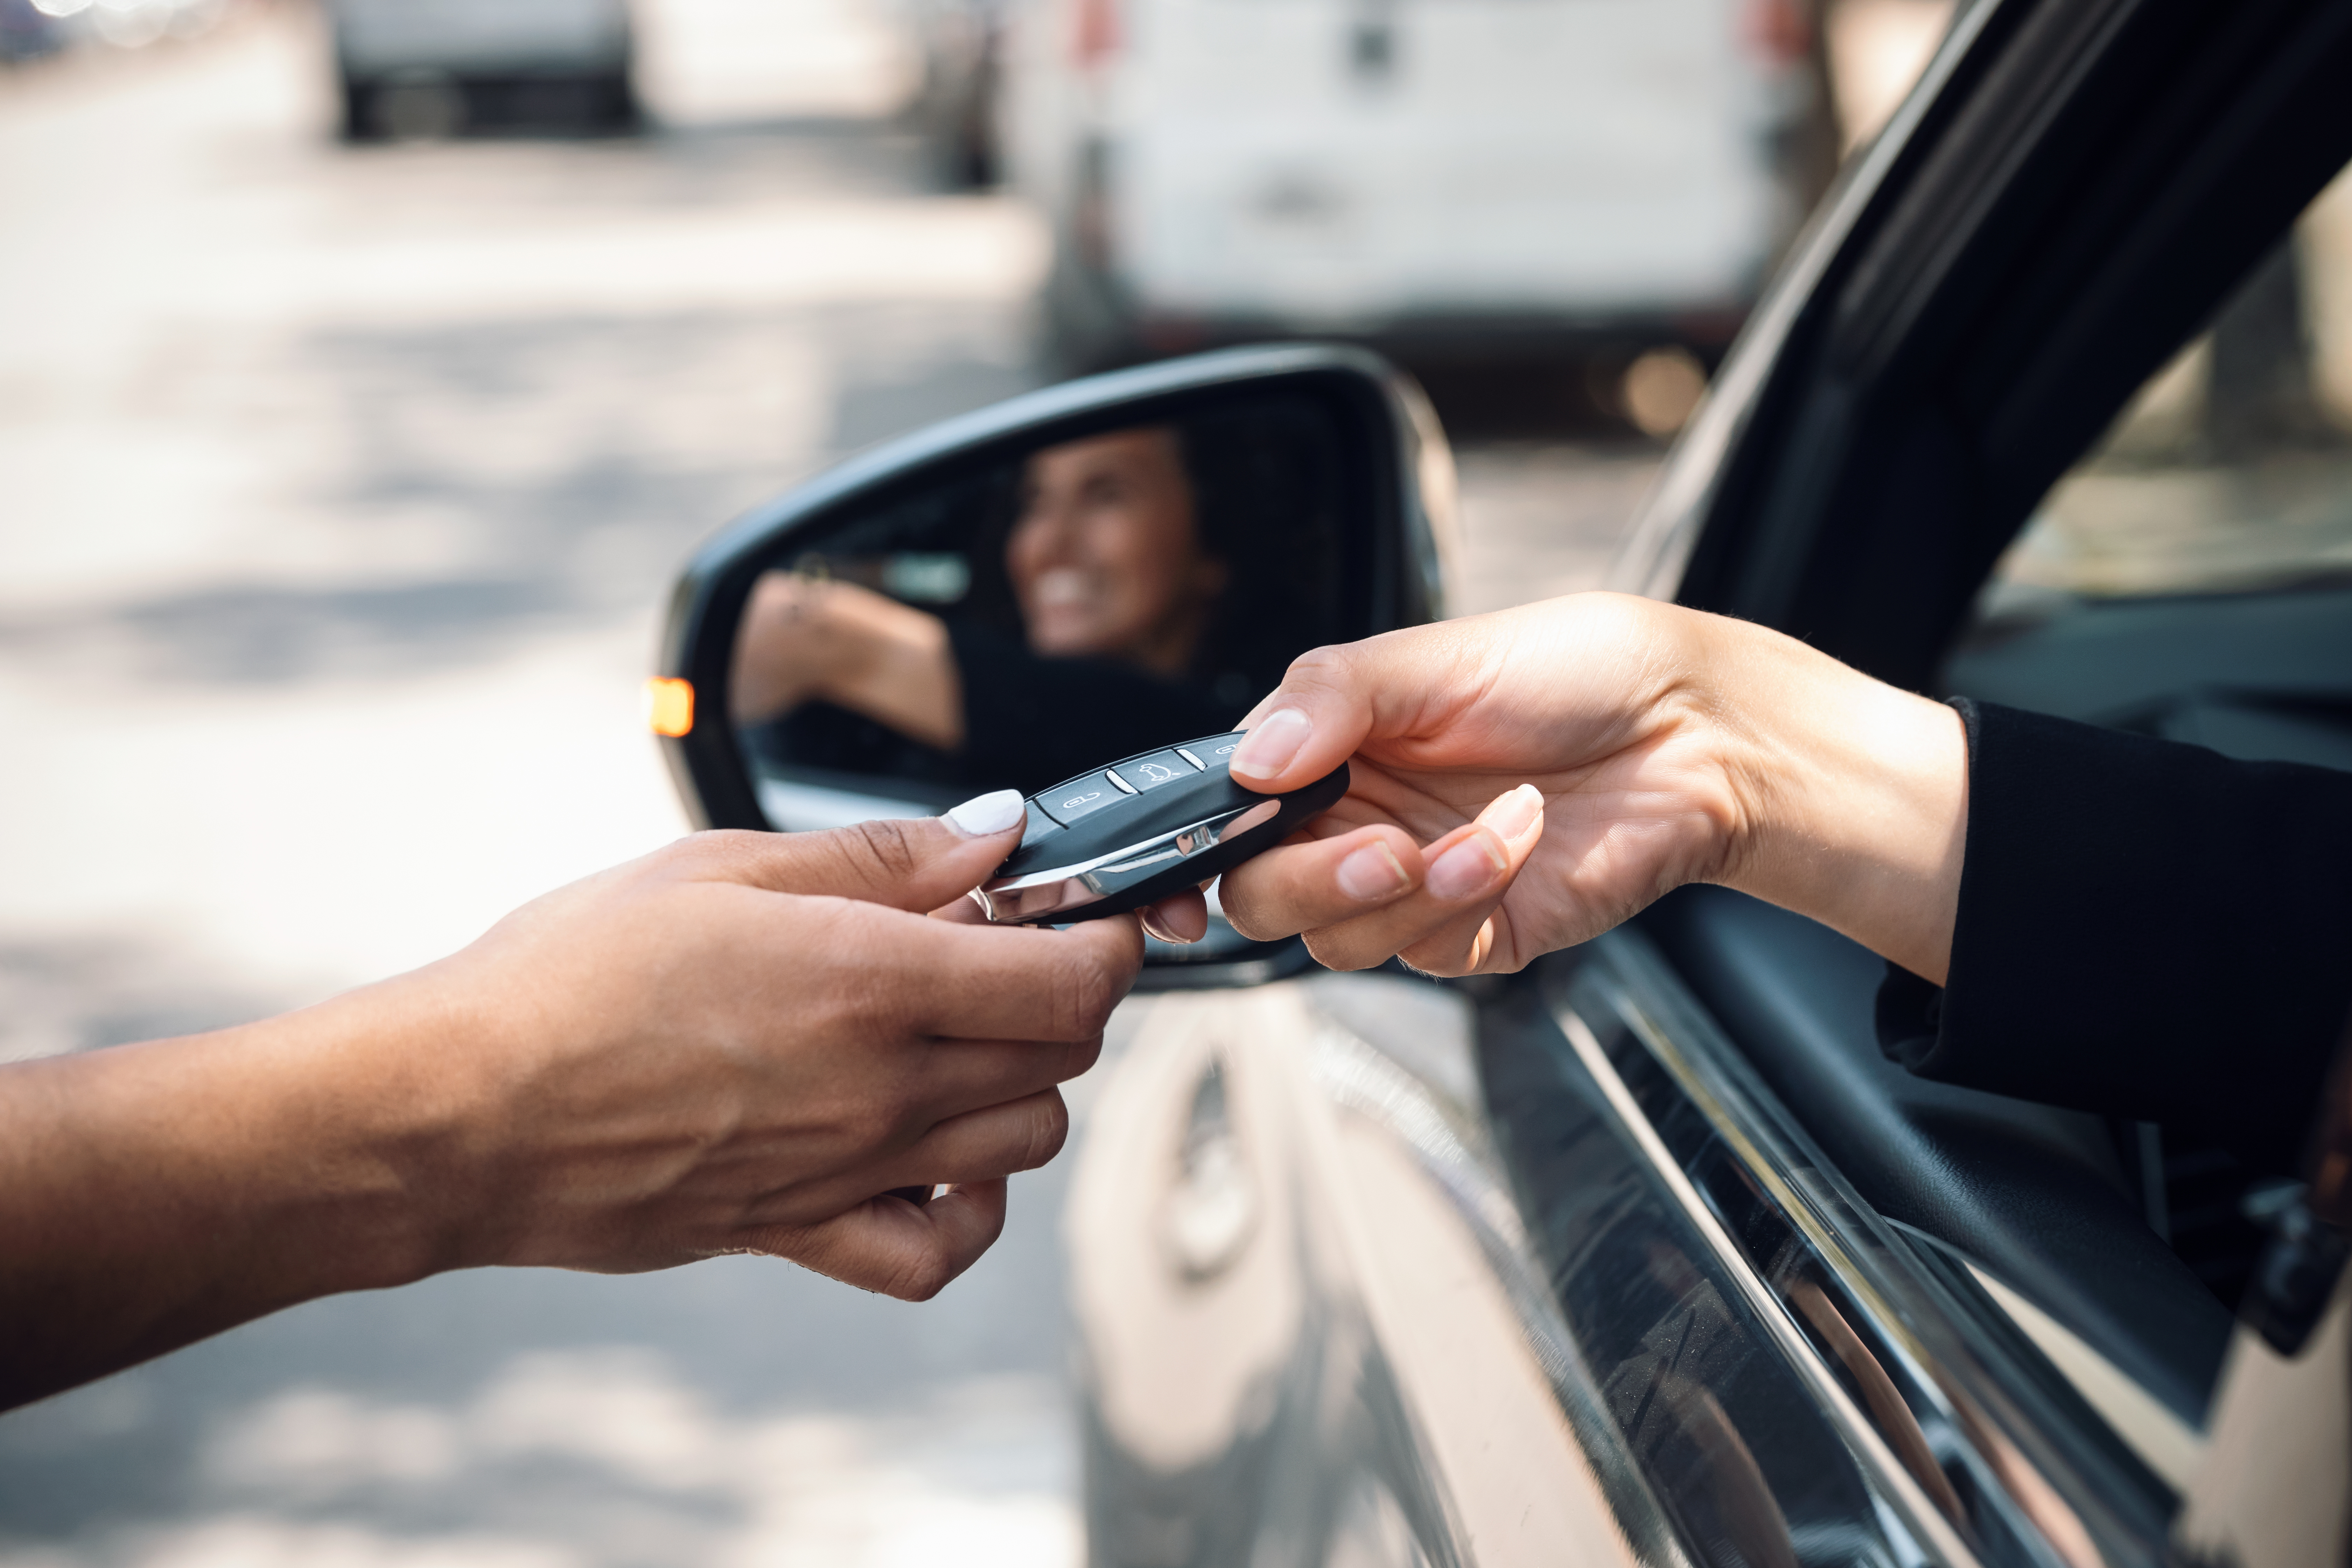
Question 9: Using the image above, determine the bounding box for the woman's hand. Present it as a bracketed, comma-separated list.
[730, 573, 964, 750]
[1213, 593, 1968, 982]
[0, 797, 1141, 1410]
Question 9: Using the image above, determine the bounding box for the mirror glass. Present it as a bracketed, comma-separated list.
[730, 393, 1356, 832]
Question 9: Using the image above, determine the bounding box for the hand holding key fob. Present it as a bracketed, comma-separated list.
[971, 733, 1348, 925]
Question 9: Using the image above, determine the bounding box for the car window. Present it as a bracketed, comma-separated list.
[1942, 153, 2352, 1324]
[1950, 154, 2352, 779]
[1977, 160, 2352, 611]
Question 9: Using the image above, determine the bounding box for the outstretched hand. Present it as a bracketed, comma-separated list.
[410, 797, 1141, 1296]
[0, 793, 1145, 1410]
[1211, 595, 1741, 974]
[1210, 593, 1968, 984]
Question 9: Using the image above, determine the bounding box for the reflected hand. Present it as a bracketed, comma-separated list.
[730, 573, 963, 750]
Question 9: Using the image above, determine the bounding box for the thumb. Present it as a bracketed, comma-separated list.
[1231, 623, 1480, 792]
[712, 789, 1031, 913]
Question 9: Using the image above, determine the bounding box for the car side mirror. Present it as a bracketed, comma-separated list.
[652, 344, 1455, 981]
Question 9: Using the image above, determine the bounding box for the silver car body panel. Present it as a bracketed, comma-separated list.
[1068, 945, 2181, 1566]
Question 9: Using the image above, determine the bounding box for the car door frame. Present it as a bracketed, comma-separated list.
[1614, 0, 2352, 689]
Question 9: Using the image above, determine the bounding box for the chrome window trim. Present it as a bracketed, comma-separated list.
[1552, 1001, 1985, 1568]
[1554, 931, 2178, 1568]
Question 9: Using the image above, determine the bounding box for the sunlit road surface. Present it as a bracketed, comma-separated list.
[0, 7, 1644, 1563]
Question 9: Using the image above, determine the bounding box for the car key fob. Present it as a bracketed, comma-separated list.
[971, 733, 1348, 925]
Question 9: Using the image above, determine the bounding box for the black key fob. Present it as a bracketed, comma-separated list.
[971, 733, 1348, 925]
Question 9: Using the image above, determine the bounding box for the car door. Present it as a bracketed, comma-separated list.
[1070, 0, 2352, 1563]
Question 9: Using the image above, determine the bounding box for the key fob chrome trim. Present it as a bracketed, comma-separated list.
[972, 732, 1349, 925]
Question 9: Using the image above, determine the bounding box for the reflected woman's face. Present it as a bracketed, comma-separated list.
[1007, 426, 1229, 675]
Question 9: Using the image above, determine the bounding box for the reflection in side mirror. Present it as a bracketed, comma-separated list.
[656, 345, 1454, 981]
[735, 406, 1350, 811]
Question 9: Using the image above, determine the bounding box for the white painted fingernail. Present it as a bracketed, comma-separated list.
[945, 789, 1025, 836]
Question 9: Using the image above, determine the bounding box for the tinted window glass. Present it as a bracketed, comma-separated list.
[1979, 162, 2352, 610]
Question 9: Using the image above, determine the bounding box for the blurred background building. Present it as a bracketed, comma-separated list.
[7, 0, 2342, 1562]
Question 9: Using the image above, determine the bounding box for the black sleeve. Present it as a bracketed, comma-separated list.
[1876, 698, 2352, 1172]
[946, 622, 1247, 797]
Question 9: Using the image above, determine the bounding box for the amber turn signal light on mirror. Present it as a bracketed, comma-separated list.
[644, 677, 695, 738]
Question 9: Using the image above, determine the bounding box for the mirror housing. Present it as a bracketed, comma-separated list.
[653, 344, 1456, 979]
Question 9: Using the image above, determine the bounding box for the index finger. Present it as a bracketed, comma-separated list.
[853, 904, 1146, 1042]
[1227, 622, 1495, 793]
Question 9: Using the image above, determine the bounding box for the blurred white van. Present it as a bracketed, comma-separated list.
[1002, 0, 1829, 369]
[327, 0, 637, 138]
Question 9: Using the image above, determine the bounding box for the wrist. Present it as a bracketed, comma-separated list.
[210, 980, 477, 1293]
[300, 964, 523, 1280]
[1691, 614, 1968, 983]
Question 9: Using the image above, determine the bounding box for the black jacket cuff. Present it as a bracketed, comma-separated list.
[1874, 698, 2352, 1171]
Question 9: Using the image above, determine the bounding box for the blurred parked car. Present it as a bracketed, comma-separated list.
[326, 0, 637, 140]
[654, 0, 2352, 1561]
[1000, 0, 1834, 376]
[901, 0, 1005, 187]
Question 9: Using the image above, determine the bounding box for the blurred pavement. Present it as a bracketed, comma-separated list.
[0, 6, 1647, 1563]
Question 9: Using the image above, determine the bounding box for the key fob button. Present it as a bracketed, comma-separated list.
[981, 731, 1350, 925]
[1110, 750, 1197, 793]
[1020, 799, 1063, 847]
[1199, 735, 1246, 769]
[1038, 779, 1121, 826]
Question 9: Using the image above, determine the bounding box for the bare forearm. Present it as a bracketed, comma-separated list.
[0, 819, 1140, 1412]
[733, 578, 964, 749]
[821, 618, 964, 752]
[0, 986, 456, 1409]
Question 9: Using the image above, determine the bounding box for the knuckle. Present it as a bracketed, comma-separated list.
[1280, 642, 1354, 695]
[845, 818, 922, 884]
[882, 1252, 953, 1302]
[1302, 928, 1385, 973]
[1055, 949, 1124, 1038]
[1022, 1092, 1071, 1170]
[672, 828, 756, 869]
[1217, 884, 1283, 942]
[1063, 1032, 1105, 1080]
[1397, 941, 1470, 979]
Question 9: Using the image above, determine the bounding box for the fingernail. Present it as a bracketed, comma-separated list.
[1230, 708, 1310, 779]
[945, 788, 1025, 836]
[1426, 833, 1505, 901]
[1336, 841, 1410, 902]
[1139, 906, 1183, 944]
[1482, 784, 1544, 843]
